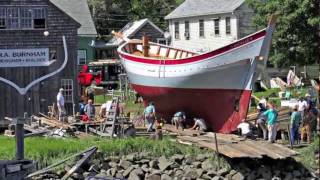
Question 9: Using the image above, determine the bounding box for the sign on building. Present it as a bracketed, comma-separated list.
[0, 48, 51, 67]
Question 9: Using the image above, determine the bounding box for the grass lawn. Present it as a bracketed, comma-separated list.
[0, 136, 227, 169]
[294, 136, 320, 171]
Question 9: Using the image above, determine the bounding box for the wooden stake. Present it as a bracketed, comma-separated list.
[214, 132, 220, 169]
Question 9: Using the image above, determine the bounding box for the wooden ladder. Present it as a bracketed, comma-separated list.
[102, 97, 120, 138]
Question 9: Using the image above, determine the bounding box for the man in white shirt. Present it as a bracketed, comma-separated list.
[237, 119, 252, 137]
[287, 67, 295, 86]
[56, 88, 66, 122]
[190, 118, 208, 131]
[99, 100, 112, 118]
[298, 97, 308, 119]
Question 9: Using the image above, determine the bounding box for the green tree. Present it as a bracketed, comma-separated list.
[246, 0, 320, 67]
[88, 0, 183, 35]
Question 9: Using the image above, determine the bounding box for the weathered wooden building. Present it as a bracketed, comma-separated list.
[165, 0, 257, 52]
[0, 0, 80, 125]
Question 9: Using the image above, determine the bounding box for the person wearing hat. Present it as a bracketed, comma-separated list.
[56, 88, 66, 122]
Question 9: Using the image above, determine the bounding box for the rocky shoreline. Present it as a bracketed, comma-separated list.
[34, 151, 318, 180]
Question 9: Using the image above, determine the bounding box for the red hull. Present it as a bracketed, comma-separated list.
[132, 84, 251, 133]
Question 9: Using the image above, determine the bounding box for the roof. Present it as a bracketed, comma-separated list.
[108, 18, 164, 45]
[165, 0, 245, 20]
[50, 0, 97, 36]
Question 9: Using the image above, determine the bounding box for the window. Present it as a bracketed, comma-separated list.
[174, 22, 179, 39]
[0, 8, 6, 29]
[157, 38, 167, 45]
[0, 7, 47, 30]
[226, 17, 231, 35]
[61, 79, 73, 103]
[33, 8, 46, 29]
[20, 8, 32, 29]
[7, 8, 19, 29]
[184, 21, 190, 40]
[77, 50, 87, 65]
[213, 18, 220, 35]
[199, 19, 204, 37]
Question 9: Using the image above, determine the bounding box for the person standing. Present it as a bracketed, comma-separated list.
[301, 110, 314, 143]
[287, 67, 295, 87]
[263, 102, 278, 143]
[57, 88, 66, 122]
[298, 97, 308, 119]
[257, 103, 267, 140]
[290, 106, 301, 145]
[84, 99, 95, 121]
[144, 102, 156, 132]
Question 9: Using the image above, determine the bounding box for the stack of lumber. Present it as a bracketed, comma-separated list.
[246, 107, 291, 123]
[163, 124, 297, 159]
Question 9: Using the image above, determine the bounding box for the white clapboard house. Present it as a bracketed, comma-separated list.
[165, 0, 257, 52]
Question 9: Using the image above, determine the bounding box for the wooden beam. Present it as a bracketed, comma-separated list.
[61, 147, 97, 180]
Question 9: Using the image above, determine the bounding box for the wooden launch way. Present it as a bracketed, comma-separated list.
[163, 125, 297, 159]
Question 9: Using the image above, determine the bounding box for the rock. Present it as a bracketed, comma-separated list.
[211, 176, 223, 180]
[106, 168, 117, 177]
[149, 160, 158, 169]
[192, 161, 202, 168]
[170, 154, 184, 163]
[99, 162, 109, 170]
[158, 156, 173, 171]
[147, 174, 161, 180]
[184, 156, 193, 165]
[206, 170, 217, 177]
[128, 173, 141, 180]
[82, 172, 91, 178]
[196, 154, 208, 161]
[116, 172, 124, 179]
[128, 168, 144, 180]
[196, 169, 204, 177]
[142, 164, 150, 173]
[185, 168, 200, 179]
[119, 160, 132, 169]
[123, 167, 134, 177]
[293, 170, 301, 177]
[71, 172, 83, 179]
[232, 172, 245, 180]
[170, 162, 180, 169]
[201, 159, 214, 171]
[161, 174, 173, 180]
[151, 169, 162, 175]
[108, 161, 118, 168]
[216, 168, 229, 176]
[201, 174, 213, 180]
[133, 168, 145, 177]
[137, 159, 150, 164]
[174, 169, 184, 178]
[96, 172, 108, 178]
[125, 154, 136, 161]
